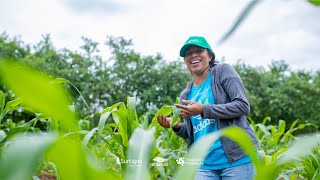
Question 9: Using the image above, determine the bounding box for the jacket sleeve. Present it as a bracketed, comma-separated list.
[172, 122, 189, 139]
[202, 64, 250, 119]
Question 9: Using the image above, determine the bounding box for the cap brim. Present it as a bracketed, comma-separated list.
[179, 44, 193, 57]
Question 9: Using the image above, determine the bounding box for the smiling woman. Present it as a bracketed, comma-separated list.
[157, 36, 261, 180]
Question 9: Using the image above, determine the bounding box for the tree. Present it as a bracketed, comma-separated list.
[235, 60, 320, 126]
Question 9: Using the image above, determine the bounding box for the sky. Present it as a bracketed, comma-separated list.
[0, 0, 319, 71]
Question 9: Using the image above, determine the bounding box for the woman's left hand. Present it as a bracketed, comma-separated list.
[175, 99, 203, 118]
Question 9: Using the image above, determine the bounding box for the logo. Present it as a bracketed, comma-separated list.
[149, 157, 168, 167]
[176, 157, 203, 166]
[193, 119, 216, 133]
[187, 39, 201, 44]
[118, 158, 142, 166]
[153, 157, 166, 163]
[176, 157, 185, 166]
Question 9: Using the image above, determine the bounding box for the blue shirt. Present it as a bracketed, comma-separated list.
[188, 73, 251, 170]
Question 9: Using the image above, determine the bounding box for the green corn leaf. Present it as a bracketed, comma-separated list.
[110, 97, 139, 148]
[218, 0, 262, 45]
[222, 128, 259, 164]
[0, 90, 5, 115]
[98, 112, 112, 134]
[4, 98, 22, 115]
[151, 105, 172, 127]
[256, 124, 270, 136]
[112, 103, 129, 147]
[262, 117, 271, 125]
[271, 148, 287, 163]
[278, 120, 286, 134]
[170, 106, 181, 128]
[48, 136, 118, 180]
[1, 127, 30, 144]
[308, 0, 320, 6]
[247, 117, 257, 132]
[127, 97, 139, 135]
[82, 127, 98, 148]
[277, 133, 320, 164]
[0, 130, 6, 142]
[20, 117, 39, 128]
[102, 102, 123, 114]
[0, 60, 78, 133]
[0, 133, 58, 180]
[49, 77, 70, 85]
[50, 78, 90, 110]
[125, 127, 155, 180]
[290, 120, 299, 130]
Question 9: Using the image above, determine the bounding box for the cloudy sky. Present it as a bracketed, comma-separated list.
[0, 0, 319, 71]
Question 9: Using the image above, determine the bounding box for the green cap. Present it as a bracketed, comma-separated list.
[179, 36, 212, 57]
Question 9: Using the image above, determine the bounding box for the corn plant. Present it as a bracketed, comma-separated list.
[248, 116, 318, 166]
[0, 59, 118, 179]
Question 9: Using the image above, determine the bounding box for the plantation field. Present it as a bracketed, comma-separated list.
[0, 60, 319, 180]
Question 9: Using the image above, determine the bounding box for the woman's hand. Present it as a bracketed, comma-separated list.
[157, 114, 172, 128]
[175, 99, 203, 118]
[157, 115, 182, 130]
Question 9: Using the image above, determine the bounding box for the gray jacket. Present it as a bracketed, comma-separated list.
[173, 63, 261, 162]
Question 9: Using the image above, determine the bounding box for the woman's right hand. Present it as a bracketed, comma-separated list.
[157, 114, 172, 128]
[157, 115, 182, 131]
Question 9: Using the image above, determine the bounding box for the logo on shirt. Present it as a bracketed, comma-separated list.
[193, 119, 216, 134]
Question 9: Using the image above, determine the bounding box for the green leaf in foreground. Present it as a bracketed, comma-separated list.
[47, 137, 118, 180]
[277, 133, 320, 164]
[0, 59, 78, 132]
[125, 127, 156, 180]
[308, 0, 320, 6]
[0, 133, 58, 180]
[218, 0, 262, 45]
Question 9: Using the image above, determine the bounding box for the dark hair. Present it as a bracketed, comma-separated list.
[208, 49, 216, 68]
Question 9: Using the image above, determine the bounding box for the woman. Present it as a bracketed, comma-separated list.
[157, 36, 260, 180]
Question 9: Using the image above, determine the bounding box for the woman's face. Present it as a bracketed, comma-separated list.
[184, 46, 212, 75]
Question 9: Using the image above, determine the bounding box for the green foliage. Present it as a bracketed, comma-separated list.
[0, 134, 57, 180]
[0, 59, 319, 179]
[1, 33, 320, 179]
[0, 34, 190, 123]
[0, 60, 78, 133]
[235, 61, 320, 126]
[298, 146, 320, 179]
[105, 36, 190, 114]
[1, 33, 319, 129]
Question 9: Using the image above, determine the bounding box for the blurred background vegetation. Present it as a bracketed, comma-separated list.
[1, 32, 319, 132]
